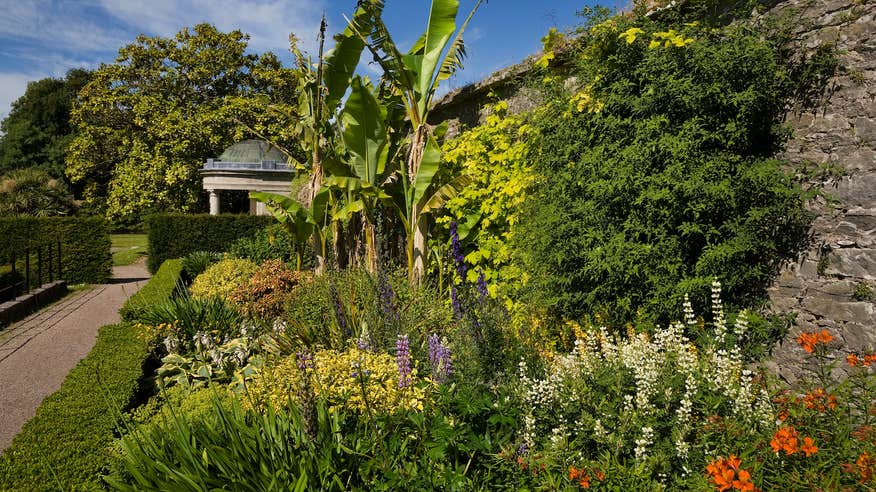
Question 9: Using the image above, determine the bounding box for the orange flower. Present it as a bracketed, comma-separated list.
[803, 388, 839, 412]
[770, 426, 799, 455]
[796, 330, 832, 353]
[732, 469, 756, 492]
[847, 353, 860, 367]
[706, 456, 760, 492]
[569, 466, 602, 488]
[858, 453, 874, 482]
[864, 353, 876, 367]
[801, 437, 818, 457]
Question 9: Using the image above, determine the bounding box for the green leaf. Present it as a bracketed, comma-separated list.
[323, 3, 374, 113]
[421, 174, 471, 213]
[411, 135, 442, 208]
[341, 76, 389, 184]
[413, 0, 459, 113]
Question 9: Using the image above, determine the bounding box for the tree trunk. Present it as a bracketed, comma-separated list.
[411, 212, 428, 286]
[363, 215, 378, 274]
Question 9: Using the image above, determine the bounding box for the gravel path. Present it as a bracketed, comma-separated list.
[0, 260, 150, 452]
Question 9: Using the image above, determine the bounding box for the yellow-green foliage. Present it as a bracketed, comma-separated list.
[189, 258, 258, 300]
[440, 101, 533, 296]
[130, 385, 234, 432]
[244, 348, 426, 414]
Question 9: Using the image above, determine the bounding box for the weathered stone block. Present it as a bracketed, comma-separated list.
[825, 248, 876, 278]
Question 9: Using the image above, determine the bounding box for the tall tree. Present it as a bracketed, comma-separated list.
[0, 69, 91, 180]
[66, 24, 301, 223]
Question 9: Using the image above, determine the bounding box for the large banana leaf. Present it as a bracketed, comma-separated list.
[321, 155, 353, 177]
[249, 192, 316, 245]
[421, 174, 472, 214]
[341, 77, 389, 185]
[334, 199, 366, 221]
[413, 0, 458, 114]
[434, 0, 483, 89]
[323, 2, 377, 113]
[410, 135, 443, 209]
[324, 175, 392, 201]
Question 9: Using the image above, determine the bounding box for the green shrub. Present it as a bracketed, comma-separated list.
[180, 250, 223, 283]
[145, 213, 272, 273]
[226, 223, 298, 264]
[281, 268, 453, 352]
[0, 323, 150, 490]
[137, 294, 244, 355]
[189, 258, 258, 300]
[0, 216, 111, 284]
[119, 258, 183, 322]
[518, 19, 819, 326]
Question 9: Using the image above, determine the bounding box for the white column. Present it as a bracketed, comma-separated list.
[208, 189, 220, 215]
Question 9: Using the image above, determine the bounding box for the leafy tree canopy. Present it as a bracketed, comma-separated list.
[0, 69, 91, 180]
[67, 23, 302, 224]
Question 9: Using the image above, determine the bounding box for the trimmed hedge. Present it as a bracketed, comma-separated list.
[0, 323, 150, 490]
[146, 214, 272, 273]
[120, 258, 183, 322]
[0, 216, 112, 284]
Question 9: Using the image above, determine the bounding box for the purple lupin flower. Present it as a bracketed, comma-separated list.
[332, 289, 349, 338]
[378, 272, 400, 321]
[427, 334, 453, 383]
[476, 270, 488, 300]
[450, 221, 467, 280]
[395, 334, 412, 388]
[296, 351, 314, 371]
[451, 285, 463, 319]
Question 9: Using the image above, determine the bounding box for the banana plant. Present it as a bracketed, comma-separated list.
[249, 191, 328, 271]
[320, 76, 396, 272]
[282, 4, 376, 273]
[345, 0, 483, 286]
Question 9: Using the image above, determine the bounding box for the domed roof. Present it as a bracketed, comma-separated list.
[218, 139, 287, 163]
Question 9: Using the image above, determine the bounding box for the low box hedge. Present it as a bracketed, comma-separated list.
[146, 214, 272, 273]
[0, 322, 150, 490]
[120, 258, 183, 322]
[0, 216, 112, 284]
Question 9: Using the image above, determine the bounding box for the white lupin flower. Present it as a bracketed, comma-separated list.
[634, 426, 654, 461]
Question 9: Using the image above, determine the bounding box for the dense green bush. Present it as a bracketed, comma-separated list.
[0, 216, 111, 284]
[518, 18, 821, 326]
[180, 250, 223, 284]
[145, 214, 272, 273]
[120, 258, 183, 322]
[227, 223, 298, 264]
[0, 323, 150, 490]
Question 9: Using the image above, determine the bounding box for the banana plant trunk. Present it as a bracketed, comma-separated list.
[363, 215, 378, 274]
[304, 154, 326, 275]
[411, 211, 428, 286]
[408, 126, 428, 286]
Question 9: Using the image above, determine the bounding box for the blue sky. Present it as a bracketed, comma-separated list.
[0, 0, 628, 121]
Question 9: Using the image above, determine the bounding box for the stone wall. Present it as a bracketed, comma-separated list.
[433, 0, 876, 380]
[764, 0, 876, 380]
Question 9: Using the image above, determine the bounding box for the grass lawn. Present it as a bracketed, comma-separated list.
[111, 234, 147, 266]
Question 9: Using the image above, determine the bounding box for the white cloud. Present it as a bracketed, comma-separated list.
[0, 71, 47, 122]
[94, 0, 330, 56]
[0, 1, 132, 54]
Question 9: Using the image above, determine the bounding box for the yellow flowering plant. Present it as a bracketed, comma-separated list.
[243, 347, 427, 415]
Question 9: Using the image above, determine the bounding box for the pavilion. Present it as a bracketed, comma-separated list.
[200, 139, 295, 215]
